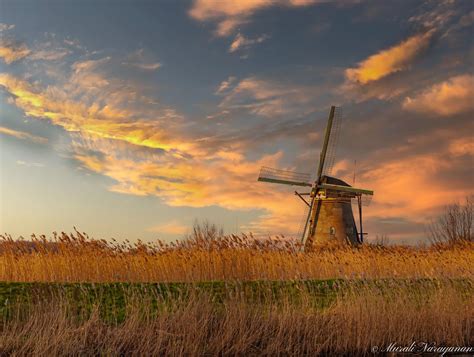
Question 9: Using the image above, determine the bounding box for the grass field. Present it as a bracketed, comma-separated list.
[0, 232, 473, 355]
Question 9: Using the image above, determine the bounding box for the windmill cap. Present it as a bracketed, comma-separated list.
[321, 175, 352, 187]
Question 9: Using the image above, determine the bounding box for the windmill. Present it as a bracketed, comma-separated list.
[257, 106, 373, 249]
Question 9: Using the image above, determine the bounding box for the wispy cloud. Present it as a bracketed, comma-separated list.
[403, 74, 474, 116]
[29, 48, 70, 61]
[215, 76, 237, 94]
[0, 23, 15, 32]
[345, 30, 434, 85]
[0, 62, 184, 152]
[0, 32, 77, 64]
[122, 49, 161, 71]
[0, 38, 31, 64]
[16, 160, 45, 168]
[217, 76, 319, 117]
[132, 62, 161, 70]
[228, 33, 268, 53]
[189, 0, 320, 36]
[0, 126, 48, 144]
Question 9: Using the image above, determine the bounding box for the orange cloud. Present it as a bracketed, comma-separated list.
[0, 126, 48, 144]
[345, 31, 433, 85]
[0, 72, 193, 153]
[71, 135, 307, 236]
[189, 0, 318, 36]
[357, 141, 472, 223]
[0, 39, 30, 64]
[0, 70, 362, 238]
[449, 137, 474, 156]
[403, 74, 474, 116]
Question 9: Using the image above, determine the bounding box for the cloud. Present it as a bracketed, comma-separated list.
[16, 160, 45, 168]
[0, 126, 48, 144]
[0, 23, 15, 32]
[218, 76, 318, 117]
[29, 48, 70, 61]
[0, 60, 309, 236]
[189, 0, 319, 36]
[403, 74, 474, 116]
[0, 38, 31, 64]
[361, 152, 471, 222]
[0, 66, 186, 152]
[215, 76, 236, 94]
[132, 62, 161, 70]
[345, 31, 434, 85]
[228, 33, 268, 53]
[72, 136, 306, 236]
[147, 220, 189, 235]
[449, 137, 474, 157]
[122, 49, 161, 71]
[408, 1, 458, 30]
[0, 33, 72, 64]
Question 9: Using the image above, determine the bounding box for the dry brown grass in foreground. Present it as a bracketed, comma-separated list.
[0, 230, 473, 282]
[0, 283, 471, 355]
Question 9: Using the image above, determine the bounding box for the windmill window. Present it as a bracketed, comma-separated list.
[330, 226, 336, 235]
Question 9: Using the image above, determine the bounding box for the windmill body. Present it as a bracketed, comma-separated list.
[306, 176, 359, 246]
[258, 106, 374, 250]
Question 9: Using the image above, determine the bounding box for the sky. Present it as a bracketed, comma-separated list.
[0, 0, 473, 244]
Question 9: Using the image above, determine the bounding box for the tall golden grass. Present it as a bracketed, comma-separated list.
[0, 230, 472, 282]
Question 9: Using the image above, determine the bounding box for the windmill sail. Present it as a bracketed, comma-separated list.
[316, 106, 336, 182]
[258, 167, 312, 187]
[322, 106, 343, 177]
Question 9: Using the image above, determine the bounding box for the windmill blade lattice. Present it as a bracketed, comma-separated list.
[258, 167, 312, 187]
[322, 107, 343, 177]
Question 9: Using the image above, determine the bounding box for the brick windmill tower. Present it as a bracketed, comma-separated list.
[258, 106, 374, 249]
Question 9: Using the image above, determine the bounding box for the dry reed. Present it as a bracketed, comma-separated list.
[0, 231, 472, 282]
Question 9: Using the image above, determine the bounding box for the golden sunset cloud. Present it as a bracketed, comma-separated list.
[403, 74, 474, 116]
[345, 31, 434, 85]
[189, 0, 318, 36]
[0, 39, 30, 64]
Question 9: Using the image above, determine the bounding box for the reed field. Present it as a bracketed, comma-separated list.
[0, 229, 473, 355]
[0, 230, 473, 282]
